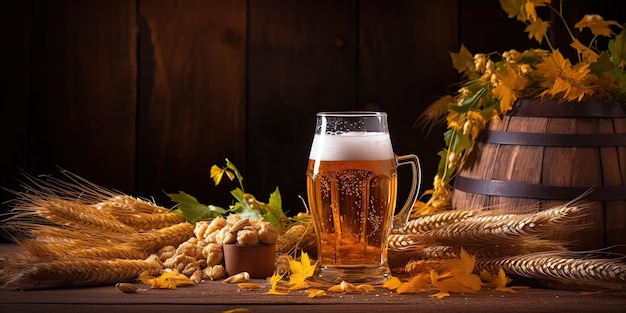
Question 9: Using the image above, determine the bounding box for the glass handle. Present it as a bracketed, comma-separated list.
[392, 154, 421, 229]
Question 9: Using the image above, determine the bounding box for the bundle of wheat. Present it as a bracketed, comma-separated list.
[388, 197, 626, 290]
[0, 170, 192, 290]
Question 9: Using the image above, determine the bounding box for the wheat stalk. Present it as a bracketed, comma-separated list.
[392, 208, 482, 235]
[19, 239, 148, 260]
[132, 222, 195, 253]
[109, 212, 185, 231]
[475, 252, 626, 289]
[11, 198, 136, 234]
[429, 204, 589, 245]
[0, 255, 162, 290]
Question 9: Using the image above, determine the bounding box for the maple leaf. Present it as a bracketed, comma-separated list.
[570, 39, 600, 63]
[382, 276, 402, 290]
[574, 14, 622, 37]
[525, 18, 550, 44]
[396, 273, 431, 294]
[288, 251, 317, 290]
[429, 248, 482, 298]
[450, 44, 474, 73]
[139, 269, 194, 289]
[492, 65, 529, 112]
[265, 273, 288, 295]
[535, 49, 571, 78]
[499, 0, 525, 21]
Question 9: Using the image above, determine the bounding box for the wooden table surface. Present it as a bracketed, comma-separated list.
[1, 245, 625, 313]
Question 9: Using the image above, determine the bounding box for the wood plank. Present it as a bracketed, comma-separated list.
[359, 1, 459, 200]
[137, 0, 247, 206]
[0, 0, 32, 211]
[28, 0, 137, 193]
[247, 0, 358, 214]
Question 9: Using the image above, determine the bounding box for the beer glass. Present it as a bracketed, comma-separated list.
[306, 111, 421, 284]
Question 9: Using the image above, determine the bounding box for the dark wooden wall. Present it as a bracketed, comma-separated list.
[1, 0, 619, 216]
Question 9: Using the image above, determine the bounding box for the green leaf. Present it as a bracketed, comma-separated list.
[590, 51, 615, 75]
[263, 211, 281, 233]
[167, 191, 226, 223]
[608, 26, 626, 68]
[230, 201, 263, 220]
[225, 158, 244, 188]
[230, 187, 245, 202]
[268, 187, 283, 214]
[265, 187, 285, 232]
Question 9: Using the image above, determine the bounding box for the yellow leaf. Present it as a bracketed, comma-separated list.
[450, 44, 474, 73]
[139, 269, 194, 289]
[288, 281, 309, 291]
[288, 251, 317, 288]
[382, 276, 402, 290]
[307, 289, 328, 298]
[210, 165, 225, 185]
[431, 292, 451, 299]
[396, 273, 431, 294]
[492, 65, 529, 113]
[524, 18, 550, 43]
[574, 14, 622, 37]
[265, 273, 288, 295]
[524, 0, 537, 22]
[499, 0, 525, 21]
[356, 284, 375, 292]
[535, 49, 570, 78]
[570, 39, 599, 63]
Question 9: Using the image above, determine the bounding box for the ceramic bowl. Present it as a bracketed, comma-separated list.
[222, 243, 276, 278]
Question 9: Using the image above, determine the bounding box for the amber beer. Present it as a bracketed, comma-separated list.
[307, 126, 405, 283]
[306, 157, 397, 266]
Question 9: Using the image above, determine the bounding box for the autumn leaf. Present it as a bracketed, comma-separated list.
[307, 288, 328, 298]
[382, 276, 402, 290]
[429, 248, 482, 298]
[571, 39, 600, 63]
[265, 273, 288, 295]
[574, 14, 622, 37]
[288, 251, 317, 290]
[396, 273, 431, 294]
[492, 65, 529, 112]
[525, 18, 550, 44]
[499, 0, 525, 21]
[139, 269, 194, 289]
[450, 44, 474, 73]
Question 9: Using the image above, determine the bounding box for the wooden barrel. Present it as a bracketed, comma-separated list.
[451, 99, 626, 252]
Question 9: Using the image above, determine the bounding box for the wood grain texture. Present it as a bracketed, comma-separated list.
[27, 0, 137, 194]
[0, 0, 32, 206]
[359, 0, 459, 206]
[453, 111, 625, 251]
[247, 0, 358, 213]
[137, 0, 247, 206]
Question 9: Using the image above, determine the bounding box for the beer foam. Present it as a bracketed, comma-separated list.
[309, 132, 394, 161]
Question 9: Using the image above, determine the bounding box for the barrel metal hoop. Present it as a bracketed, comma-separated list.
[454, 176, 626, 201]
[479, 131, 626, 147]
[511, 99, 626, 117]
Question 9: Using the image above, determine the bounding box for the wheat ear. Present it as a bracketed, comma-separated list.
[474, 252, 626, 289]
[1, 255, 162, 290]
[391, 208, 482, 235]
[429, 204, 589, 245]
[132, 222, 195, 253]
